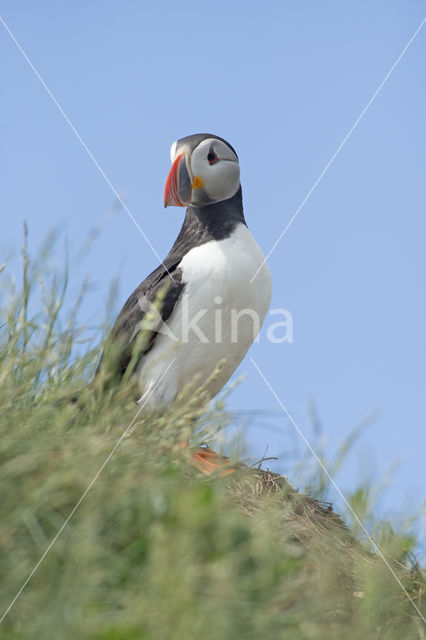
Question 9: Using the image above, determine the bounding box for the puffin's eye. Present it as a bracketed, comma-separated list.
[207, 149, 219, 165]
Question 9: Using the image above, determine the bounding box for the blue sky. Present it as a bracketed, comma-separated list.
[1, 2, 425, 544]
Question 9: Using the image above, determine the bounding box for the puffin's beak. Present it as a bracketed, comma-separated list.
[164, 153, 192, 207]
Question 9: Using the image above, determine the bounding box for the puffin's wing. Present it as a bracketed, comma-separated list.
[97, 257, 184, 383]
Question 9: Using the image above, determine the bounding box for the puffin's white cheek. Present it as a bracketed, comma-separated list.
[204, 163, 240, 202]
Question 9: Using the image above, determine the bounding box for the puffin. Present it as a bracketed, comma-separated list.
[100, 133, 272, 414]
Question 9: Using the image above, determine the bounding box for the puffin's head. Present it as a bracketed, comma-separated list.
[164, 133, 240, 208]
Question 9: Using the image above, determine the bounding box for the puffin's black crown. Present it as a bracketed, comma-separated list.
[176, 133, 238, 159]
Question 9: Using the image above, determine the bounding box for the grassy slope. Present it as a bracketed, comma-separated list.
[0, 243, 424, 639]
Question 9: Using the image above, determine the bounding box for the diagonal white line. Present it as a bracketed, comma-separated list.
[250, 356, 426, 624]
[250, 17, 426, 283]
[0, 15, 175, 282]
[0, 357, 176, 625]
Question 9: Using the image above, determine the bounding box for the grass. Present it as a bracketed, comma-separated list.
[0, 232, 425, 639]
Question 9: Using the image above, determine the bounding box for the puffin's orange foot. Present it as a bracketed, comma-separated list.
[192, 446, 236, 476]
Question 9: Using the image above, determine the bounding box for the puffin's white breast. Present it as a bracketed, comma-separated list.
[138, 223, 272, 410]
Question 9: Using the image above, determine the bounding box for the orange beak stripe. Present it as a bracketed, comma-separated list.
[164, 153, 190, 207]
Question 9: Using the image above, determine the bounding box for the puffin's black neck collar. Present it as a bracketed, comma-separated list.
[188, 186, 245, 231]
[166, 187, 246, 261]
